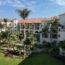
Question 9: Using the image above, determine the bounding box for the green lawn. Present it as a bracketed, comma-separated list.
[19, 53, 65, 65]
[0, 53, 64, 65]
[0, 53, 22, 65]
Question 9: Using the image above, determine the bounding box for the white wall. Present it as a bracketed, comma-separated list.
[59, 15, 65, 26]
[58, 30, 65, 41]
[58, 15, 65, 41]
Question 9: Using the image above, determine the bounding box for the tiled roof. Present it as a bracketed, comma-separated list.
[18, 18, 48, 23]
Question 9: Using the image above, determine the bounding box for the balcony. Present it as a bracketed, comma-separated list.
[51, 34, 58, 39]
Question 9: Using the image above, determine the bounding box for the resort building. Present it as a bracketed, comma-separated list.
[18, 18, 49, 44]
[0, 13, 65, 44]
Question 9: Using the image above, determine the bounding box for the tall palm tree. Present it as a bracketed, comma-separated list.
[17, 9, 31, 58]
[17, 9, 31, 41]
[50, 18, 59, 44]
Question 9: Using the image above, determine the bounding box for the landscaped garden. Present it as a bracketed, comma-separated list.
[0, 9, 65, 65]
[0, 53, 64, 65]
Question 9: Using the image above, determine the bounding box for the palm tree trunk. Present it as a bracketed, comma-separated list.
[24, 24, 26, 40]
[23, 23, 27, 58]
[24, 45, 26, 58]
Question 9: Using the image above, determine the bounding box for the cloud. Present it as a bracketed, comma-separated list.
[0, 0, 37, 10]
[50, 0, 65, 6]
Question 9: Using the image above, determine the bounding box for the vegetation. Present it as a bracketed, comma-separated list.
[0, 9, 65, 65]
[19, 53, 64, 65]
[0, 53, 64, 65]
[58, 41, 65, 49]
[17, 8, 31, 40]
[17, 9, 33, 58]
[49, 18, 59, 42]
[0, 53, 22, 65]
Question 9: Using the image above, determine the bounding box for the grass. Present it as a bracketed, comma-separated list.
[19, 53, 65, 65]
[0, 53, 22, 65]
[0, 53, 64, 65]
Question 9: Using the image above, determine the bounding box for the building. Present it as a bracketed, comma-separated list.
[18, 18, 49, 44]
[0, 13, 65, 44]
[0, 18, 18, 33]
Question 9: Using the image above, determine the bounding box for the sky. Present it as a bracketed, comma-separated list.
[0, 0, 65, 19]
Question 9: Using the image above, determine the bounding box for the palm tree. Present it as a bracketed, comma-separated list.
[17, 8, 31, 58]
[24, 37, 31, 56]
[50, 18, 59, 43]
[17, 8, 31, 41]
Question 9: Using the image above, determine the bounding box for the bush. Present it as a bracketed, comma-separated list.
[34, 44, 44, 49]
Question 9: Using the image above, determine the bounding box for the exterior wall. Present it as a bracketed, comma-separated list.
[0, 19, 17, 33]
[59, 48, 65, 56]
[59, 15, 65, 26]
[41, 21, 51, 43]
[57, 15, 65, 42]
[58, 29, 65, 41]
[12, 20, 19, 32]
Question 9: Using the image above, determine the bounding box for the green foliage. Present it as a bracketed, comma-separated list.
[0, 31, 9, 39]
[24, 37, 31, 45]
[51, 18, 59, 32]
[0, 23, 3, 29]
[52, 19, 59, 25]
[17, 8, 31, 19]
[58, 41, 65, 49]
[3, 18, 7, 22]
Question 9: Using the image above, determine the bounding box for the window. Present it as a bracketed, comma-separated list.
[59, 29, 60, 31]
[35, 34, 40, 42]
[51, 34, 57, 39]
[15, 27, 16, 28]
[58, 35, 60, 37]
[61, 26, 64, 29]
[15, 24, 16, 25]
[10, 24, 11, 26]
[15, 30, 16, 31]
[35, 23, 40, 30]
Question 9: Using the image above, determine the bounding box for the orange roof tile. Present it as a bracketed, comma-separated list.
[18, 18, 48, 23]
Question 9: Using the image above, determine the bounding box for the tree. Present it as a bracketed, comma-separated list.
[50, 18, 59, 43]
[17, 8, 31, 58]
[17, 8, 31, 41]
[0, 23, 3, 32]
[24, 37, 31, 57]
[0, 31, 9, 48]
[3, 18, 8, 28]
[9, 32, 20, 49]
[58, 41, 65, 49]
